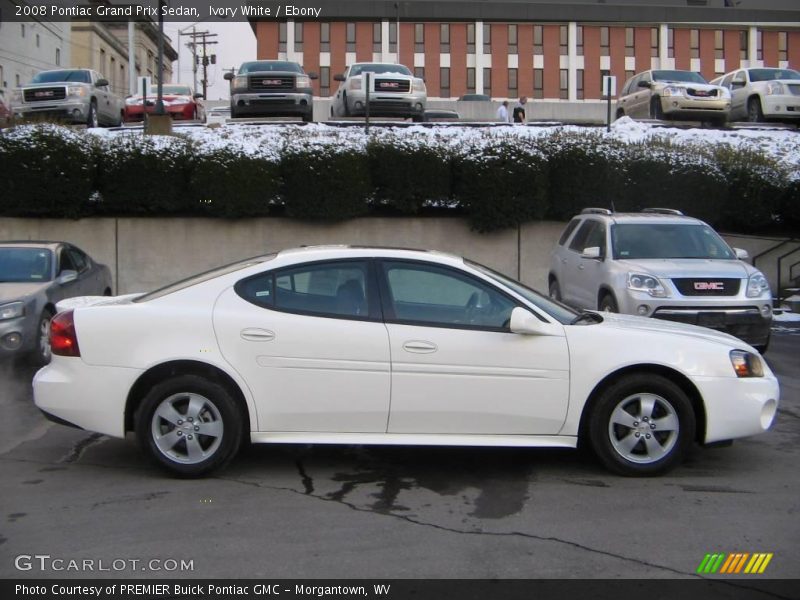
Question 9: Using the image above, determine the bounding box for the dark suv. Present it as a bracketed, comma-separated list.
[225, 61, 317, 121]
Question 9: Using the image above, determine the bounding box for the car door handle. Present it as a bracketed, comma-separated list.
[578, 264, 585, 270]
[240, 328, 275, 342]
[402, 340, 437, 354]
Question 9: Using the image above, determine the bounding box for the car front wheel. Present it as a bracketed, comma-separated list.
[747, 97, 765, 122]
[589, 374, 695, 476]
[649, 96, 664, 120]
[136, 375, 243, 477]
[32, 309, 55, 366]
[549, 279, 562, 302]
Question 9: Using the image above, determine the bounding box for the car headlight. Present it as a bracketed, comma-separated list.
[730, 350, 764, 377]
[413, 78, 426, 93]
[349, 77, 362, 91]
[661, 86, 684, 97]
[0, 302, 25, 321]
[67, 86, 87, 97]
[627, 272, 669, 298]
[746, 272, 770, 298]
[296, 75, 311, 88]
[766, 82, 785, 95]
[233, 76, 247, 89]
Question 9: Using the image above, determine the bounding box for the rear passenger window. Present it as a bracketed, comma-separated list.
[558, 219, 581, 246]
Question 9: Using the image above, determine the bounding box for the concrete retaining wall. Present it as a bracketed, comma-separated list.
[0, 217, 796, 298]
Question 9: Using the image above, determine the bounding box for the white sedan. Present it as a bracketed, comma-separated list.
[33, 247, 779, 477]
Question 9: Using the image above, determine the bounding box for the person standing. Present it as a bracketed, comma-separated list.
[496, 100, 510, 123]
[513, 96, 527, 123]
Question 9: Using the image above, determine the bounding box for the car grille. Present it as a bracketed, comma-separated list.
[672, 278, 741, 296]
[787, 85, 800, 97]
[24, 87, 67, 102]
[374, 79, 411, 93]
[686, 88, 718, 98]
[249, 76, 295, 91]
[249, 99, 295, 107]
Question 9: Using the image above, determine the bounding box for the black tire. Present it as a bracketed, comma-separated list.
[302, 111, 313, 123]
[412, 113, 424, 123]
[230, 105, 238, 119]
[649, 96, 664, 120]
[135, 375, 244, 477]
[589, 374, 695, 476]
[549, 279, 562, 302]
[747, 97, 765, 123]
[598, 293, 618, 313]
[32, 308, 55, 367]
[342, 91, 350, 116]
[754, 334, 770, 355]
[87, 100, 98, 128]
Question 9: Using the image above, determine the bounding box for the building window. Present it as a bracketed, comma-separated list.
[508, 24, 518, 54]
[534, 25, 543, 54]
[441, 23, 450, 53]
[294, 22, 303, 52]
[55, 48, 61, 66]
[389, 22, 397, 53]
[508, 68, 518, 96]
[757, 30, 762, 60]
[414, 67, 425, 80]
[779, 31, 788, 62]
[320, 66, 330, 96]
[466, 67, 475, 93]
[651, 27, 659, 58]
[16, 74, 21, 87]
[483, 23, 492, 53]
[690, 29, 699, 59]
[739, 30, 748, 60]
[625, 27, 634, 57]
[373, 22, 382, 52]
[279, 22, 287, 52]
[576, 26, 583, 56]
[533, 69, 543, 99]
[346, 22, 356, 52]
[483, 67, 492, 97]
[668, 28, 674, 58]
[100, 49, 106, 75]
[559, 69, 568, 99]
[625, 69, 635, 83]
[414, 23, 424, 53]
[559, 25, 568, 55]
[467, 23, 475, 54]
[320, 23, 330, 52]
[600, 26, 610, 56]
[21, 24, 25, 38]
[577, 69, 584, 100]
[440, 67, 450, 97]
[714, 29, 723, 59]
[36, 33, 40, 48]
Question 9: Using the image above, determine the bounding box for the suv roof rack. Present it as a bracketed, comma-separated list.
[580, 208, 613, 215]
[642, 208, 684, 216]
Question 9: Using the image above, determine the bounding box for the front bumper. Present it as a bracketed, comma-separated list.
[13, 101, 89, 123]
[760, 94, 800, 119]
[346, 91, 426, 117]
[231, 91, 313, 117]
[0, 315, 37, 357]
[33, 356, 143, 438]
[660, 96, 730, 120]
[696, 374, 779, 443]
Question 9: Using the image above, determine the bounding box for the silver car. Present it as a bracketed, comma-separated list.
[548, 209, 772, 352]
[711, 68, 800, 123]
[332, 63, 426, 121]
[0, 241, 112, 364]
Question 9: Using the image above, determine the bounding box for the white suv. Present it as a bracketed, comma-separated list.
[548, 209, 772, 352]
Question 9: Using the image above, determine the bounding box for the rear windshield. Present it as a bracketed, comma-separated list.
[30, 70, 91, 84]
[239, 62, 302, 74]
[134, 254, 276, 302]
[350, 64, 413, 76]
[611, 223, 734, 260]
[652, 70, 707, 84]
[748, 68, 800, 82]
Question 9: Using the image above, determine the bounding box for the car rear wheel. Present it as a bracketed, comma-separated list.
[747, 97, 765, 122]
[589, 374, 695, 476]
[136, 375, 243, 477]
[649, 96, 664, 120]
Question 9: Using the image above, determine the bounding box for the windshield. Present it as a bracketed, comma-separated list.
[350, 64, 412, 77]
[468, 262, 578, 325]
[134, 254, 276, 302]
[611, 223, 735, 260]
[652, 70, 707, 84]
[748, 68, 800, 82]
[30, 70, 91, 84]
[150, 85, 193, 96]
[239, 62, 302, 74]
[0, 248, 53, 283]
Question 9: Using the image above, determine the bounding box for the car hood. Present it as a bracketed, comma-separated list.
[615, 258, 752, 279]
[596, 311, 749, 348]
[0, 281, 48, 302]
[22, 81, 86, 88]
[244, 71, 300, 77]
[655, 82, 720, 91]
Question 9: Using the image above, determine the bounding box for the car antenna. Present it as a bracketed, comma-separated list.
[610, 201, 616, 213]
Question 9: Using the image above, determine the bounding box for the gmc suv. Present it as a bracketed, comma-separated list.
[225, 61, 317, 121]
[548, 208, 772, 351]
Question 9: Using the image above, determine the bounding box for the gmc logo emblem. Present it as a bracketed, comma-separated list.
[35, 91, 54, 97]
[263, 79, 281, 85]
[379, 82, 399, 88]
[694, 282, 724, 291]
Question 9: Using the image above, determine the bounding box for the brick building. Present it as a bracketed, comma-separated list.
[247, 0, 800, 100]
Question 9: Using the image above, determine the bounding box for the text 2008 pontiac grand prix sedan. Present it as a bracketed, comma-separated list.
[33, 247, 779, 477]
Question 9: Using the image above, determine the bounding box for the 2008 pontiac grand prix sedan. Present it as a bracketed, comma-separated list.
[33, 247, 779, 477]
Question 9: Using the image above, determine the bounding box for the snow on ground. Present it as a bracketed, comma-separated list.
[774, 311, 800, 322]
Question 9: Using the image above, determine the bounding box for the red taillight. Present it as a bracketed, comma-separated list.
[50, 309, 81, 357]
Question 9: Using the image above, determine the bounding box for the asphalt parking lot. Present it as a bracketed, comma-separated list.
[1, 324, 798, 581]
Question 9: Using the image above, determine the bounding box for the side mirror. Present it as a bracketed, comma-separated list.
[224, 72, 234, 81]
[734, 248, 749, 260]
[334, 74, 346, 82]
[193, 93, 204, 99]
[637, 80, 651, 89]
[307, 72, 319, 80]
[510, 307, 559, 336]
[581, 247, 602, 260]
[731, 80, 745, 89]
[57, 270, 78, 285]
[95, 78, 109, 87]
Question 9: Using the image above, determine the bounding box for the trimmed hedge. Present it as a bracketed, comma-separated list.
[0, 123, 796, 234]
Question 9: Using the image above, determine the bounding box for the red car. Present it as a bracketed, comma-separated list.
[124, 84, 204, 122]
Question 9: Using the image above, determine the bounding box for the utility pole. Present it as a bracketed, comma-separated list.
[181, 31, 217, 99]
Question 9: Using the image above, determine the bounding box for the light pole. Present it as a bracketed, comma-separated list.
[394, 2, 400, 60]
[155, 0, 166, 115]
